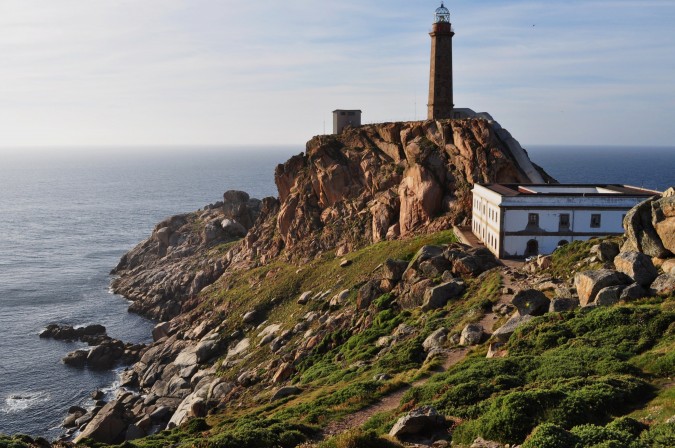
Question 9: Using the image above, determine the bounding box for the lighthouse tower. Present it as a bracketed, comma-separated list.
[427, 3, 454, 120]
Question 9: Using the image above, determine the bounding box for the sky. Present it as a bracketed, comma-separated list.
[0, 0, 674, 149]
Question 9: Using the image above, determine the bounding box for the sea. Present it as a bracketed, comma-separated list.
[0, 145, 673, 439]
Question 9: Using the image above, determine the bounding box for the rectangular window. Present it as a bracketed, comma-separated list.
[528, 213, 539, 226]
[559, 213, 570, 228]
[591, 214, 601, 228]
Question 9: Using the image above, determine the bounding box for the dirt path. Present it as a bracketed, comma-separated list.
[477, 267, 518, 335]
[322, 347, 469, 437]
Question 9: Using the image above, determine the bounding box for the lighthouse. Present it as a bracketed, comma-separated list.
[427, 3, 454, 120]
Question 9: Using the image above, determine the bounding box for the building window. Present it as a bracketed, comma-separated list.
[528, 213, 539, 226]
[591, 214, 601, 228]
[559, 213, 570, 229]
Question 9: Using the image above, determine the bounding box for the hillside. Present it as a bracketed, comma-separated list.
[3, 119, 673, 448]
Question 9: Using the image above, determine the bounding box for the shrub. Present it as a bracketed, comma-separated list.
[639, 422, 675, 448]
[570, 424, 634, 447]
[522, 423, 580, 448]
[606, 417, 647, 438]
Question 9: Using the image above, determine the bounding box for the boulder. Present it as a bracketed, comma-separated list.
[195, 339, 219, 363]
[421, 280, 465, 311]
[595, 285, 624, 306]
[624, 194, 671, 258]
[272, 362, 294, 383]
[242, 310, 257, 323]
[125, 424, 145, 441]
[591, 241, 620, 262]
[388, 405, 446, 439]
[653, 189, 675, 254]
[549, 298, 579, 313]
[614, 251, 658, 287]
[152, 322, 171, 341]
[356, 281, 381, 310]
[492, 314, 534, 343]
[270, 386, 302, 402]
[220, 219, 247, 237]
[459, 323, 484, 346]
[383, 258, 409, 281]
[297, 291, 312, 305]
[662, 258, 675, 275]
[651, 274, 675, 296]
[574, 269, 631, 306]
[422, 328, 448, 352]
[412, 245, 444, 265]
[62, 350, 88, 368]
[419, 257, 452, 278]
[511, 289, 550, 316]
[536, 255, 552, 269]
[74, 400, 126, 444]
[620, 283, 649, 301]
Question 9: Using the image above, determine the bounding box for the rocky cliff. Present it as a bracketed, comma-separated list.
[110, 118, 554, 320]
[233, 118, 553, 265]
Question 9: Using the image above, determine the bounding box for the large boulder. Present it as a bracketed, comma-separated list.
[653, 187, 675, 254]
[492, 314, 534, 343]
[422, 328, 448, 352]
[595, 285, 624, 306]
[459, 323, 484, 346]
[623, 190, 673, 258]
[511, 289, 550, 316]
[383, 258, 408, 282]
[591, 241, 620, 262]
[574, 269, 631, 306]
[549, 298, 579, 313]
[388, 406, 446, 439]
[421, 280, 465, 311]
[356, 281, 382, 310]
[620, 283, 650, 301]
[614, 251, 658, 287]
[74, 400, 127, 444]
[650, 274, 675, 296]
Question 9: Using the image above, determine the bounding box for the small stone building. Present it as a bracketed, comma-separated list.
[332, 109, 361, 134]
[472, 184, 660, 258]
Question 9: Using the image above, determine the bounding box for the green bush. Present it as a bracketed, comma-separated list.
[570, 424, 634, 447]
[640, 422, 675, 448]
[606, 417, 647, 438]
[522, 423, 581, 448]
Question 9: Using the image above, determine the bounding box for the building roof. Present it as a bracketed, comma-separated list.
[332, 109, 362, 113]
[476, 184, 661, 198]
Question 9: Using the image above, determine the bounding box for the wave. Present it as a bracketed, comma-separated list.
[1, 391, 51, 414]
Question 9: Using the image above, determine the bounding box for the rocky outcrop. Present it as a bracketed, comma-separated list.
[40, 324, 145, 370]
[623, 187, 674, 258]
[231, 119, 553, 264]
[110, 191, 262, 320]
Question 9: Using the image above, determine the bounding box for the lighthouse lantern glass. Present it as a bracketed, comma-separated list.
[434, 3, 450, 23]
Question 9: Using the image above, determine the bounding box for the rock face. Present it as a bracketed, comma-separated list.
[230, 118, 552, 264]
[110, 191, 262, 320]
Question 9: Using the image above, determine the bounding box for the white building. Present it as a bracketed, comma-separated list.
[471, 184, 660, 258]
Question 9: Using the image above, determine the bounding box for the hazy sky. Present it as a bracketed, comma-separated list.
[1, 0, 674, 149]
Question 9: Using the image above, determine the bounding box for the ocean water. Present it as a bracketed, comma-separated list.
[0, 146, 298, 438]
[526, 145, 675, 192]
[0, 144, 672, 439]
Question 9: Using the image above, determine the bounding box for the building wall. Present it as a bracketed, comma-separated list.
[333, 110, 362, 134]
[471, 184, 647, 258]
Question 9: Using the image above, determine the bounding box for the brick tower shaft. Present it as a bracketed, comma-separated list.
[427, 8, 454, 120]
